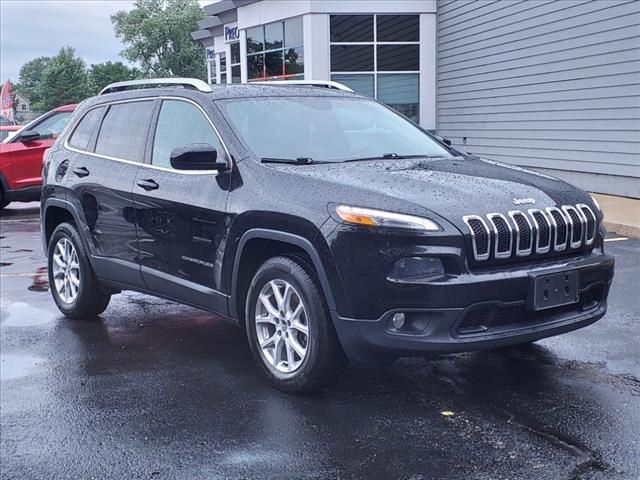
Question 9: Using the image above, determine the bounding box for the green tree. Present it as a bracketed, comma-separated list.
[88, 61, 141, 94]
[111, 0, 206, 79]
[14, 56, 50, 109]
[39, 47, 90, 110]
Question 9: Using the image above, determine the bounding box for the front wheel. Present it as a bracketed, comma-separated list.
[0, 189, 9, 210]
[245, 256, 347, 393]
[48, 222, 111, 319]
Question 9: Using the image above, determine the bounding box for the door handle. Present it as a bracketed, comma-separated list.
[136, 179, 159, 191]
[72, 166, 90, 178]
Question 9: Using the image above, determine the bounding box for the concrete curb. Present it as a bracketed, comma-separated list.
[591, 193, 640, 240]
[603, 221, 640, 239]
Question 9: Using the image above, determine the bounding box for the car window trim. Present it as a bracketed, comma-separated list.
[63, 96, 231, 176]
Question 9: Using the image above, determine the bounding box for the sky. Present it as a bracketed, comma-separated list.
[0, 0, 214, 85]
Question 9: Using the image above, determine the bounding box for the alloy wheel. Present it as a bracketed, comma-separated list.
[255, 279, 309, 373]
[52, 238, 80, 304]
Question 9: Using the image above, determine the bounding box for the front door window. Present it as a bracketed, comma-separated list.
[151, 100, 222, 168]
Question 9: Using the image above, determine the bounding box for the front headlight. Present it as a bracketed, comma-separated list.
[335, 205, 440, 231]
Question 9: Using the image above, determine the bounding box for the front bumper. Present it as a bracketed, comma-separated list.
[331, 252, 614, 364]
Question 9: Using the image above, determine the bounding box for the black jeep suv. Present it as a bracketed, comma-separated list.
[41, 79, 614, 392]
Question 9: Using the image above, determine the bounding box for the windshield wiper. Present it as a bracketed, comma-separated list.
[261, 154, 455, 165]
[261, 157, 316, 165]
[343, 154, 450, 163]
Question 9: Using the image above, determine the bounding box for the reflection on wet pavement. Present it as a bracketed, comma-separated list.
[1, 302, 56, 327]
[0, 354, 45, 381]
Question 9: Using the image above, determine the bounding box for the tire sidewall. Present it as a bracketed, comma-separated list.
[245, 259, 323, 386]
[0, 188, 8, 209]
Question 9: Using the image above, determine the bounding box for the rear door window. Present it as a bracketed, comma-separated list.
[68, 107, 105, 151]
[95, 101, 155, 162]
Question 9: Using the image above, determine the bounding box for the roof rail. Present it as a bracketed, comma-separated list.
[99, 78, 212, 95]
[251, 80, 354, 92]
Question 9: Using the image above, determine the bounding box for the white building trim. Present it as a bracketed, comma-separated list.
[420, 13, 436, 130]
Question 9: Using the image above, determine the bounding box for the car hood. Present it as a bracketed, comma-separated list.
[271, 156, 590, 226]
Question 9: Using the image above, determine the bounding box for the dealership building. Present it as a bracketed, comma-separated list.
[192, 0, 640, 198]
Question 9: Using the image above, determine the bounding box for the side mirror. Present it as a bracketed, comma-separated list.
[19, 130, 42, 143]
[169, 143, 228, 171]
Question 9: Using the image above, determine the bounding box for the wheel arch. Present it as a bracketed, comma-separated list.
[230, 229, 339, 324]
[42, 198, 97, 269]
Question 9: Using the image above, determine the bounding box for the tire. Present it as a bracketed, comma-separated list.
[245, 256, 347, 393]
[0, 188, 8, 210]
[47, 222, 111, 319]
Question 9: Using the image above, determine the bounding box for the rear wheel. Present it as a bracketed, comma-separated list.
[48, 222, 111, 318]
[245, 256, 347, 393]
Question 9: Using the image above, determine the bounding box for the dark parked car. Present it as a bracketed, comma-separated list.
[41, 79, 614, 392]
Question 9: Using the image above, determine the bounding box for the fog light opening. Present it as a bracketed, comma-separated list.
[391, 313, 406, 330]
[387, 256, 445, 283]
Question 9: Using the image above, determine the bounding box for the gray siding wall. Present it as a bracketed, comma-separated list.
[436, 0, 640, 198]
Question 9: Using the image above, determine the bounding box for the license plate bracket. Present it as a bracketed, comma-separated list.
[528, 270, 580, 311]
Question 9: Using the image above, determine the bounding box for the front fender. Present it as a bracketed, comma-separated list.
[229, 228, 338, 316]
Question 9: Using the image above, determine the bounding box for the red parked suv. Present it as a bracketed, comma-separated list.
[0, 104, 76, 209]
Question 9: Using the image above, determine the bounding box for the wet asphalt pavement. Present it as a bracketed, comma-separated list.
[0, 203, 638, 480]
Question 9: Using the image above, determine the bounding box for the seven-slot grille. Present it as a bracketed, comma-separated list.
[463, 204, 597, 262]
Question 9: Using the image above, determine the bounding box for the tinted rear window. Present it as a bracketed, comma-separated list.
[95, 101, 154, 162]
[68, 107, 104, 151]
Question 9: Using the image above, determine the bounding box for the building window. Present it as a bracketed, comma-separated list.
[230, 42, 241, 83]
[206, 47, 217, 85]
[330, 15, 420, 122]
[246, 17, 304, 81]
[219, 52, 227, 84]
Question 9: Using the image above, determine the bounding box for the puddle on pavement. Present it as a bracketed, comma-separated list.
[224, 450, 281, 467]
[1, 302, 56, 327]
[0, 354, 45, 381]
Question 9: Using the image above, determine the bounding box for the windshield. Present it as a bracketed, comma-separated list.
[218, 96, 452, 162]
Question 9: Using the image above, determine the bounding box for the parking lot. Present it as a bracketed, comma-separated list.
[1, 203, 639, 480]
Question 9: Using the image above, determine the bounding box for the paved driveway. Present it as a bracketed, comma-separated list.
[1, 203, 639, 479]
